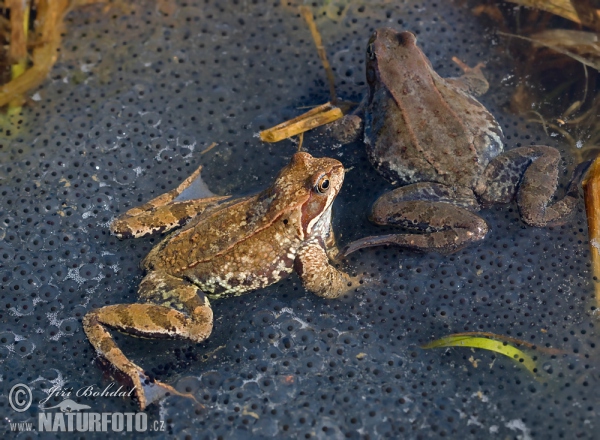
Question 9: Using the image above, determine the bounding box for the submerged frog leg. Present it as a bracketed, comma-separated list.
[83, 271, 213, 410]
[476, 146, 587, 227]
[342, 183, 488, 255]
[445, 58, 489, 96]
[110, 164, 230, 239]
[295, 237, 354, 298]
[343, 202, 489, 255]
[371, 182, 480, 210]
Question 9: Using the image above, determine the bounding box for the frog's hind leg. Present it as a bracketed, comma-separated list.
[476, 146, 586, 227]
[446, 58, 489, 96]
[342, 183, 488, 255]
[110, 164, 230, 239]
[83, 271, 213, 410]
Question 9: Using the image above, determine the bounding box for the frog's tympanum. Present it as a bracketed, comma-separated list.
[83, 152, 353, 409]
[330, 28, 585, 255]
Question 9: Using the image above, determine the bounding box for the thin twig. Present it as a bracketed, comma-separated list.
[199, 142, 218, 155]
[299, 6, 337, 104]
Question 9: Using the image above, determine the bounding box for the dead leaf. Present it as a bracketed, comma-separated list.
[506, 0, 600, 31]
[499, 31, 600, 70]
[531, 29, 600, 66]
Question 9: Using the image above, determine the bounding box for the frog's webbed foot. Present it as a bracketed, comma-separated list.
[83, 272, 213, 410]
[135, 371, 199, 410]
[110, 164, 230, 239]
[446, 57, 489, 96]
[477, 146, 586, 227]
[295, 237, 357, 298]
[342, 183, 488, 255]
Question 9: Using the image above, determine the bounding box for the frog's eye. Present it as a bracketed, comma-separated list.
[366, 43, 375, 60]
[315, 175, 330, 194]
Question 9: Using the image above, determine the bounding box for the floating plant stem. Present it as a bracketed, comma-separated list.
[259, 7, 355, 143]
[259, 102, 344, 143]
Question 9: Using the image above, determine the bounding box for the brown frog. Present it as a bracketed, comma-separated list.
[329, 28, 585, 255]
[83, 152, 353, 409]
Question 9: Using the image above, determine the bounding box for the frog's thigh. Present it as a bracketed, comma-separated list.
[478, 146, 578, 227]
[83, 272, 213, 362]
[136, 271, 214, 341]
[372, 182, 479, 211]
[295, 237, 353, 299]
[346, 200, 488, 255]
[85, 301, 212, 343]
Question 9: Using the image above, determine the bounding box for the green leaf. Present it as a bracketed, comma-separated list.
[422, 335, 537, 374]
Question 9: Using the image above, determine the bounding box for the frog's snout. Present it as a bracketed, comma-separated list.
[370, 28, 417, 50]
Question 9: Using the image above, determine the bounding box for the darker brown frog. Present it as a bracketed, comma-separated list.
[330, 28, 586, 255]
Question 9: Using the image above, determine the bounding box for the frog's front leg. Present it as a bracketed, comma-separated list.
[83, 271, 213, 410]
[111, 164, 230, 239]
[324, 225, 341, 260]
[295, 237, 355, 298]
[342, 183, 488, 255]
[476, 146, 586, 227]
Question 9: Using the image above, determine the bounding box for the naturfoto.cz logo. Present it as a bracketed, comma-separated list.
[8, 383, 164, 433]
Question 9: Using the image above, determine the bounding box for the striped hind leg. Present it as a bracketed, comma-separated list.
[83, 272, 213, 409]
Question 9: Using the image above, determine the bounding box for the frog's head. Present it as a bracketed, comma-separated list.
[273, 152, 344, 235]
[365, 28, 431, 98]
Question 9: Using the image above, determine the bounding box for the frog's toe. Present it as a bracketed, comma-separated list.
[135, 371, 200, 410]
[123, 370, 149, 411]
[341, 234, 398, 256]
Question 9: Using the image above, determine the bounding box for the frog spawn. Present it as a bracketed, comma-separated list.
[0, 0, 597, 439]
